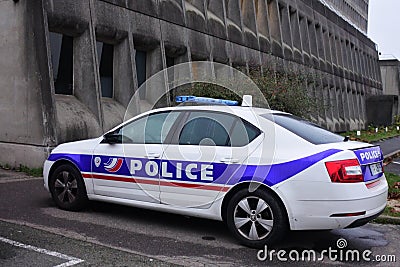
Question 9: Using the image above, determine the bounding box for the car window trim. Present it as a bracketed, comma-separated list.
[104, 110, 185, 145]
[169, 111, 190, 145]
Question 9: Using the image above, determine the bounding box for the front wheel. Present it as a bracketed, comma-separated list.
[49, 164, 88, 211]
[226, 188, 288, 248]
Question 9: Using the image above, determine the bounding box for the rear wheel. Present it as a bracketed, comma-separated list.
[49, 164, 88, 211]
[226, 188, 288, 248]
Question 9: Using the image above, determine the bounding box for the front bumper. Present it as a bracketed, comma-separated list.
[43, 160, 54, 191]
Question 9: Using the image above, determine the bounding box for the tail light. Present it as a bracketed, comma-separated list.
[325, 159, 363, 183]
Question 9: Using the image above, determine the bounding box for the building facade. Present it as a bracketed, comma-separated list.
[379, 59, 400, 120]
[320, 0, 369, 34]
[0, 0, 382, 167]
[380, 59, 400, 97]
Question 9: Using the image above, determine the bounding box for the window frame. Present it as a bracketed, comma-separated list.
[170, 110, 262, 147]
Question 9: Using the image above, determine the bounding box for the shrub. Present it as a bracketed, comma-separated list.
[174, 67, 321, 119]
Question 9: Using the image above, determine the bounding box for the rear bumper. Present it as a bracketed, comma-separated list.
[345, 208, 384, 228]
[275, 176, 388, 230]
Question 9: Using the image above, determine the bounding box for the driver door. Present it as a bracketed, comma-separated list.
[91, 111, 181, 203]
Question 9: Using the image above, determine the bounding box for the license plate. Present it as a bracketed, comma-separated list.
[369, 163, 382, 176]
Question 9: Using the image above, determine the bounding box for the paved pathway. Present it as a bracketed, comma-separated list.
[373, 136, 400, 158]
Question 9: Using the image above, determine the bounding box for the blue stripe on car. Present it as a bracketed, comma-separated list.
[48, 149, 342, 186]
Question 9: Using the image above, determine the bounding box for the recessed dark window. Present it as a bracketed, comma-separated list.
[49, 32, 73, 95]
[96, 42, 114, 98]
[166, 56, 175, 68]
[135, 50, 147, 100]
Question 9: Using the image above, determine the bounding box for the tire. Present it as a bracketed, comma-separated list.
[49, 164, 88, 211]
[226, 188, 288, 248]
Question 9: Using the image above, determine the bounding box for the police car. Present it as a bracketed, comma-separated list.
[43, 95, 388, 248]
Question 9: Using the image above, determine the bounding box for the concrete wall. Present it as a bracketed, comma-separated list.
[379, 59, 400, 117]
[380, 60, 400, 96]
[0, 0, 383, 167]
[367, 95, 398, 126]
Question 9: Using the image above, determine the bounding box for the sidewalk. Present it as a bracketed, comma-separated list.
[0, 168, 39, 183]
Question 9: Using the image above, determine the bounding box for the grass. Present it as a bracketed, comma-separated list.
[373, 216, 400, 225]
[340, 126, 400, 143]
[382, 206, 400, 218]
[376, 172, 400, 221]
[1, 163, 43, 177]
[18, 165, 43, 177]
[386, 172, 400, 199]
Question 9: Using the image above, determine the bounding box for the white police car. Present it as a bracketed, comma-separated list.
[43, 95, 388, 248]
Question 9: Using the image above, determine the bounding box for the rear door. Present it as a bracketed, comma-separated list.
[159, 110, 264, 208]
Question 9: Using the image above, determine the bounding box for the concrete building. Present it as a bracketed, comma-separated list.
[369, 59, 400, 125]
[380, 59, 400, 98]
[0, 0, 382, 167]
[320, 0, 369, 34]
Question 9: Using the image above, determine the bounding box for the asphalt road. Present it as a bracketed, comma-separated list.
[385, 157, 400, 175]
[0, 170, 399, 266]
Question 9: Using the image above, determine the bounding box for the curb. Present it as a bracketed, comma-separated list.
[384, 150, 400, 160]
[384, 150, 400, 165]
[374, 215, 400, 225]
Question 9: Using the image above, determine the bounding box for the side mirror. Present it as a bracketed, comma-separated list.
[103, 132, 122, 144]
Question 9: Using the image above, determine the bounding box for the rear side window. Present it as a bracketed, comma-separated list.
[229, 119, 261, 147]
[178, 111, 261, 147]
[179, 115, 232, 146]
[262, 114, 344, 144]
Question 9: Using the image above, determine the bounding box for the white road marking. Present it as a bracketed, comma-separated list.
[0, 236, 84, 267]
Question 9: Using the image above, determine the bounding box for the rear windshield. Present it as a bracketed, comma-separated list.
[261, 113, 344, 144]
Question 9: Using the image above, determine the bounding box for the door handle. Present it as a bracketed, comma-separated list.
[145, 153, 160, 159]
[220, 157, 239, 163]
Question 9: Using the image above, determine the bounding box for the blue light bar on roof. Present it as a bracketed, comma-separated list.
[175, 95, 238, 106]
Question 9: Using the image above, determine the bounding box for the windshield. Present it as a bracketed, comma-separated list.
[262, 113, 344, 145]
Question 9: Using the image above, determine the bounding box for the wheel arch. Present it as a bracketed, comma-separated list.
[48, 159, 89, 211]
[48, 159, 82, 182]
[221, 181, 290, 224]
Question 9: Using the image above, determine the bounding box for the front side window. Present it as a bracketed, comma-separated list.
[118, 112, 180, 144]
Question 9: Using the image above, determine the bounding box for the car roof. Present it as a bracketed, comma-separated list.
[111, 105, 290, 134]
[144, 105, 289, 116]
